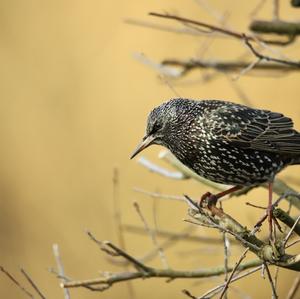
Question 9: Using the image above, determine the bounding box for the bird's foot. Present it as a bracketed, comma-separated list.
[253, 206, 282, 240]
[199, 192, 218, 209]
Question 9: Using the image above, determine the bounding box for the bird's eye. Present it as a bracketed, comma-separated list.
[150, 122, 161, 135]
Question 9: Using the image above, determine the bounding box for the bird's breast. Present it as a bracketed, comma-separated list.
[169, 139, 288, 186]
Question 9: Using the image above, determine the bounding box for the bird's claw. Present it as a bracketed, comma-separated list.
[199, 192, 218, 209]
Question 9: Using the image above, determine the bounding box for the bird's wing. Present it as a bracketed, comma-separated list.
[207, 104, 300, 154]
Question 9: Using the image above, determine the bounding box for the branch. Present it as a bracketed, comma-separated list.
[162, 58, 297, 75]
[244, 35, 300, 68]
[250, 20, 300, 35]
[123, 224, 238, 244]
[149, 12, 294, 45]
[273, 209, 300, 236]
[263, 262, 278, 299]
[136, 156, 186, 179]
[219, 248, 250, 299]
[62, 255, 262, 289]
[20, 268, 46, 299]
[286, 274, 300, 299]
[187, 204, 300, 271]
[0, 266, 34, 298]
[195, 266, 262, 298]
[52, 244, 71, 299]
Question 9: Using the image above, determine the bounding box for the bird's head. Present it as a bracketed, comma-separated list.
[130, 98, 193, 159]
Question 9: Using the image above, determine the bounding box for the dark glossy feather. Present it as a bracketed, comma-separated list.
[139, 98, 300, 186]
[206, 103, 300, 154]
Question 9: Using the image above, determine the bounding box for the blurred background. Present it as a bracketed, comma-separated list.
[0, 1, 300, 298]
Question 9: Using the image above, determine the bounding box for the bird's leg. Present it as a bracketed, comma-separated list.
[268, 181, 274, 240]
[199, 185, 242, 209]
[253, 181, 282, 240]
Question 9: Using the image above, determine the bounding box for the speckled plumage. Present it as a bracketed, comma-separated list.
[133, 98, 300, 186]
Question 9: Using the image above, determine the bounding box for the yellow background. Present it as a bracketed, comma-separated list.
[0, 1, 299, 298]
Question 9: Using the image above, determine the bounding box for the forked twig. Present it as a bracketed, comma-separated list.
[219, 248, 250, 299]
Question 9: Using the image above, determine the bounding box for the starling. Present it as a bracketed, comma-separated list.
[131, 98, 300, 227]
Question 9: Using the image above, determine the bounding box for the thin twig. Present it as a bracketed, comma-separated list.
[232, 58, 262, 80]
[137, 156, 186, 179]
[225, 75, 253, 107]
[159, 74, 181, 97]
[195, 0, 226, 23]
[162, 58, 296, 77]
[62, 259, 262, 289]
[133, 187, 186, 202]
[125, 225, 196, 264]
[246, 202, 266, 209]
[152, 193, 169, 268]
[286, 238, 300, 249]
[286, 274, 300, 299]
[112, 168, 136, 297]
[0, 266, 34, 298]
[273, 0, 279, 20]
[123, 224, 235, 245]
[219, 248, 249, 299]
[283, 215, 300, 247]
[20, 268, 46, 299]
[274, 267, 279, 294]
[52, 244, 71, 299]
[198, 266, 261, 298]
[244, 35, 300, 68]
[149, 12, 292, 45]
[263, 263, 278, 299]
[149, 12, 251, 41]
[182, 289, 198, 299]
[133, 201, 168, 268]
[112, 168, 125, 249]
[222, 231, 229, 299]
[249, 0, 267, 18]
[125, 18, 212, 36]
[104, 241, 150, 273]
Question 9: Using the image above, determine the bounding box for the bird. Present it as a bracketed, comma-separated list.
[130, 98, 300, 233]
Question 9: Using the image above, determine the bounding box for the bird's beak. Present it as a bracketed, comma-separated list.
[130, 135, 156, 159]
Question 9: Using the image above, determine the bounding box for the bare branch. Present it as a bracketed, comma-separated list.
[198, 266, 261, 298]
[133, 201, 169, 268]
[250, 20, 300, 36]
[162, 58, 296, 76]
[273, 209, 300, 237]
[133, 187, 185, 202]
[286, 274, 300, 299]
[112, 169, 136, 297]
[283, 215, 300, 247]
[244, 35, 300, 68]
[62, 258, 262, 289]
[52, 244, 71, 299]
[219, 248, 249, 299]
[148, 12, 250, 41]
[124, 224, 234, 244]
[136, 156, 186, 179]
[20, 268, 46, 299]
[273, 0, 280, 20]
[222, 231, 230, 299]
[125, 18, 207, 36]
[0, 266, 34, 298]
[249, 0, 268, 18]
[149, 12, 294, 45]
[263, 263, 278, 299]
